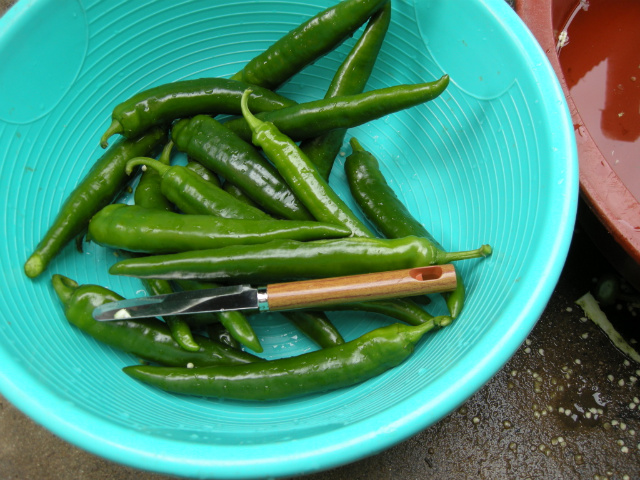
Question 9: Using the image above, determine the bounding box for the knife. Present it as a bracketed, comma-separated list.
[92, 264, 457, 321]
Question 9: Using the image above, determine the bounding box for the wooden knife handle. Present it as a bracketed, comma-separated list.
[266, 264, 457, 312]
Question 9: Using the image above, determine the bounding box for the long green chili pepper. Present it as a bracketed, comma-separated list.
[345, 138, 467, 318]
[123, 316, 452, 401]
[24, 128, 167, 279]
[223, 76, 450, 143]
[99, 78, 296, 148]
[231, 0, 388, 91]
[300, 2, 391, 179]
[88, 203, 351, 254]
[318, 297, 436, 326]
[282, 311, 345, 348]
[171, 115, 313, 221]
[108, 236, 492, 283]
[127, 156, 272, 221]
[241, 89, 374, 238]
[175, 279, 263, 353]
[51, 275, 262, 367]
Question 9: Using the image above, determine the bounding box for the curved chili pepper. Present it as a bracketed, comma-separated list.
[300, 2, 391, 179]
[241, 89, 374, 238]
[88, 203, 351, 254]
[99, 78, 296, 148]
[108, 236, 492, 282]
[51, 275, 262, 367]
[231, 0, 388, 90]
[345, 138, 467, 318]
[128, 156, 272, 221]
[223, 76, 450, 143]
[171, 115, 313, 221]
[24, 127, 167, 279]
[175, 279, 263, 353]
[122, 316, 452, 401]
[282, 311, 345, 348]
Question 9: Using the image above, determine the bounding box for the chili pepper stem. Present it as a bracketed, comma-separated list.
[100, 120, 123, 149]
[240, 89, 265, 135]
[158, 140, 174, 165]
[350, 137, 365, 152]
[408, 315, 454, 340]
[439, 244, 492, 263]
[51, 274, 79, 305]
[125, 157, 170, 176]
[423, 314, 451, 331]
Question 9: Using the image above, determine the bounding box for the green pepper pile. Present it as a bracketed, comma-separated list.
[25, 0, 492, 402]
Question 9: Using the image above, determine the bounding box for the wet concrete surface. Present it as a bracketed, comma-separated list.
[2, 0, 640, 478]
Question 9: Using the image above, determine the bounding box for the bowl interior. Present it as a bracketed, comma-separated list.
[0, 0, 577, 478]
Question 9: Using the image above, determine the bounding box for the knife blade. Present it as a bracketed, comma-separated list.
[92, 264, 457, 321]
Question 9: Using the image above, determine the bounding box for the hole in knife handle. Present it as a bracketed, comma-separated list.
[409, 266, 443, 281]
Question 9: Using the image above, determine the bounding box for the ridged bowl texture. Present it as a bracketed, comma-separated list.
[0, 0, 577, 478]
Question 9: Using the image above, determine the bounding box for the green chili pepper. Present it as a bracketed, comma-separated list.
[123, 316, 452, 401]
[171, 115, 313, 221]
[300, 2, 391, 179]
[223, 76, 450, 143]
[128, 156, 272, 221]
[108, 236, 492, 282]
[319, 297, 435, 326]
[231, 0, 388, 91]
[174, 279, 263, 353]
[282, 311, 345, 348]
[133, 140, 175, 212]
[345, 138, 467, 318]
[88, 203, 351, 254]
[241, 89, 374, 238]
[24, 128, 167, 279]
[100, 78, 296, 148]
[51, 275, 262, 367]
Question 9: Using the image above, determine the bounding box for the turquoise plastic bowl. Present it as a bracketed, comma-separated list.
[0, 0, 577, 478]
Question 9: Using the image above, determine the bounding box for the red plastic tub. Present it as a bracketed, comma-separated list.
[516, 0, 640, 288]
